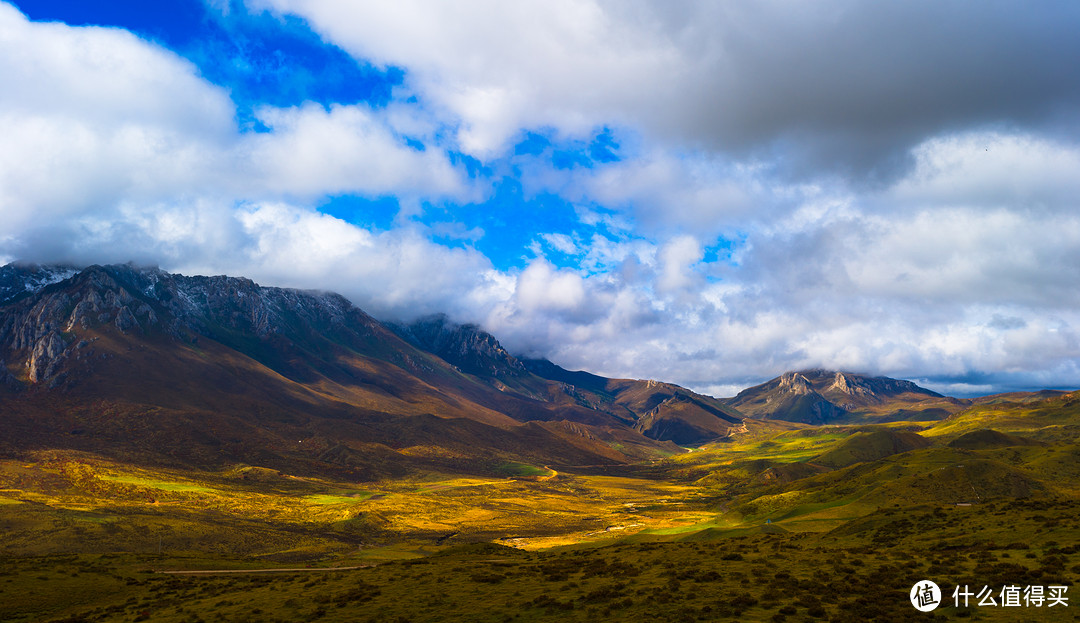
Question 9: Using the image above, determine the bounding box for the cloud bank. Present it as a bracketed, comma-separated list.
[2, 1, 1079, 396]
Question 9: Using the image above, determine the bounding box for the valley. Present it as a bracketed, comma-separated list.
[1, 264, 1079, 621]
[3, 390, 1080, 622]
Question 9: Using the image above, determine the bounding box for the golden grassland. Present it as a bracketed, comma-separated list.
[0, 454, 714, 557]
[3, 393, 1080, 621]
[2, 504, 1079, 623]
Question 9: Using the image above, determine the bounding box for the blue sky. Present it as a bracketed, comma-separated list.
[11, 0, 611, 269]
[3, 1, 1080, 396]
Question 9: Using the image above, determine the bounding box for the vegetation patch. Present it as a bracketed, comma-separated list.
[304, 491, 375, 505]
[492, 462, 550, 477]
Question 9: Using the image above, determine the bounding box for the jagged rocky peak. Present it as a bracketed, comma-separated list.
[0, 262, 386, 387]
[723, 368, 948, 425]
[817, 369, 941, 400]
[0, 263, 166, 386]
[780, 369, 940, 400]
[778, 371, 814, 395]
[394, 314, 526, 379]
[829, 371, 871, 396]
[0, 262, 79, 305]
[63, 265, 159, 333]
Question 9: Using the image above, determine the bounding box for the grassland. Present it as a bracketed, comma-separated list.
[3, 392, 1080, 621]
[3, 506, 1079, 623]
[0, 453, 710, 556]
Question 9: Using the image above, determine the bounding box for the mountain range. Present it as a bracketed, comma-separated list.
[0, 263, 746, 478]
[0, 262, 1061, 479]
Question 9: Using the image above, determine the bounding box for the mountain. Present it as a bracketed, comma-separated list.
[394, 315, 743, 446]
[0, 262, 79, 306]
[392, 314, 526, 380]
[722, 369, 961, 424]
[0, 263, 742, 478]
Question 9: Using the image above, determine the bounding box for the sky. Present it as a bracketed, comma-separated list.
[2, 1, 1080, 397]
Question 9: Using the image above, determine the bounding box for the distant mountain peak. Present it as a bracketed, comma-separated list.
[724, 369, 949, 424]
[778, 371, 814, 395]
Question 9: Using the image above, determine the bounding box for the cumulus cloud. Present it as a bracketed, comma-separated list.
[513, 260, 587, 315]
[10, 198, 500, 321]
[0, 3, 233, 135]
[249, 0, 1080, 177]
[247, 0, 679, 157]
[0, 3, 490, 321]
[214, 203, 499, 319]
[562, 150, 762, 238]
[0, 5, 470, 258]
[0, 3, 234, 228]
[241, 104, 466, 199]
[477, 128, 1080, 393]
[3, 1, 1080, 396]
[656, 235, 702, 294]
[889, 131, 1080, 210]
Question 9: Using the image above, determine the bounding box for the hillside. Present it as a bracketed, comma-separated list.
[393, 313, 743, 445]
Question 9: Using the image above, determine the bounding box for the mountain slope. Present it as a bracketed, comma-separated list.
[395, 315, 744, 445]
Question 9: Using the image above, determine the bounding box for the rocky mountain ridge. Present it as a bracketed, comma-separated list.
[392, 314, 527, 380]
[2, 262, 1031, 455]
[723, 368, 958, 424]
[0, 263, 390, 389]
[391, 311, 744, 445]
[0, 263, 747, 476]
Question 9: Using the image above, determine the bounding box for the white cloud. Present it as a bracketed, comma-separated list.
[221, 203, 497, 318]
[0, 4, 471, 256]
[656, 235, 702, 294]
[570, 150, 761, 237]
[0, 3, 233, 135]
[841, 208, 1080, 307]
[249, 0, 680, 157]
[247, 0, 1080, 176]
[0, 3, 234, 229]
[890, 131, 1080, 209]
[242, 104, 467, 200]
[476, 125, 1080, 395]
[3, 1, 1080, 397]
[538, 232, 579, 256]
[513, 259, 587, 315]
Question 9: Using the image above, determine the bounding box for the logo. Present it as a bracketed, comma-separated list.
[911, 580, 941, 612]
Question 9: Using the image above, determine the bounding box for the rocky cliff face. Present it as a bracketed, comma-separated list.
[393, 314, 526, 379]
[778, 371, 814, 395]
[826, 371, 936, 408]
[0, 263, 388, 388]
[0, 263, 78, 306]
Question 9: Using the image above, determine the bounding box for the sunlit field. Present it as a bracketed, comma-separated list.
[3, 394, 1080, 621]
